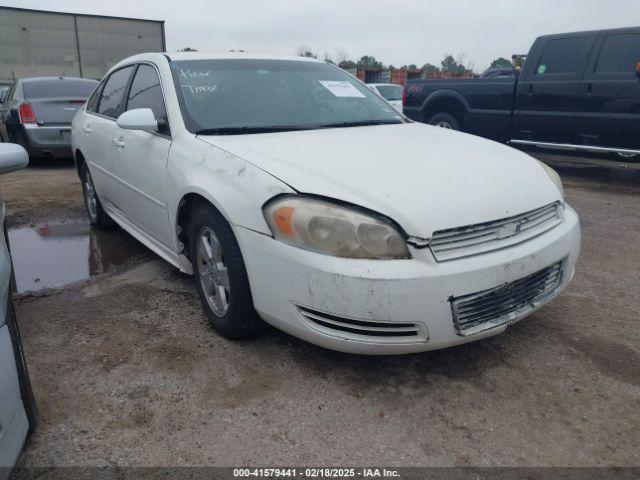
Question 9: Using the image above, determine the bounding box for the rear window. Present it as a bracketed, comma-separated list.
[23, 79, 98, 99]
[595, 33, 640, 74]
[374, 85, 403, 101]
[535, 36, 591, 76]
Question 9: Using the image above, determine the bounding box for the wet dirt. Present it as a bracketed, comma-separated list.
[0, 159, 84, 228]
[2, 158, 639, 468]
[9, 222, 151, 292]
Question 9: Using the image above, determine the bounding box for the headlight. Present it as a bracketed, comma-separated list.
[538, 161, 564, 198]
[263, 196, 410, 259]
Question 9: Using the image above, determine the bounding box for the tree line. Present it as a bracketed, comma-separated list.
[178, 46, 513, 74]
[296, 46, 513, 74]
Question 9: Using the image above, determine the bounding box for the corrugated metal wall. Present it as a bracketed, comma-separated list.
[75, 16, 164, 79]
[0, 7, 164, 85]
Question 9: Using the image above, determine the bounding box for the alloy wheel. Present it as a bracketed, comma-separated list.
[197, 226, 231, 317]
[84, 173, 98, 223]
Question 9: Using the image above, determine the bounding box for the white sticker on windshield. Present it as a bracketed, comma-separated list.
[319, 80, 365, 98]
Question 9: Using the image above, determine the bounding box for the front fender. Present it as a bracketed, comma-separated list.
[167, 133, 295, 237]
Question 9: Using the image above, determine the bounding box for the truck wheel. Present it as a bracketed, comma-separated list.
[428, 113, 460, 131]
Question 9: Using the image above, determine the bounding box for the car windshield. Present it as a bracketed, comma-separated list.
[374, 85, 403, 101]
[23, 79, 98, 99]
[170, 59, 405, 134]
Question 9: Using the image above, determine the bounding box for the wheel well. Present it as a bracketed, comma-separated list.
[423, 96, 466, 127]
[74, 149, 85, 177]
[176, 193, 219, 262]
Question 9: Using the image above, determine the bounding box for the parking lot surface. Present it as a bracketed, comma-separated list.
[3, 154, 639, 467]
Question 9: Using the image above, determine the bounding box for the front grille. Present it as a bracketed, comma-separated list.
[430, 202, 563, 261]
[297, 305, 426, 343]
[451, 260, 564, 336]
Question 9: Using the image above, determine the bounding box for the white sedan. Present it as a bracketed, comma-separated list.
[71, 53, 580, 355]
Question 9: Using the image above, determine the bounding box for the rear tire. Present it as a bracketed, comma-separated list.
[427, 112, 461, 131]
[189, 203, 265, 339]
[80, 163, 115, 229]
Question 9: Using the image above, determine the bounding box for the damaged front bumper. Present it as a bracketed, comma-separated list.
[236, 205, 581, 355]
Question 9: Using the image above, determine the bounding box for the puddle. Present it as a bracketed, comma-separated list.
[8, 223, 151, 293]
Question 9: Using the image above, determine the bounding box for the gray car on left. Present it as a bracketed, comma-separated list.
[0, 77, 98, 159]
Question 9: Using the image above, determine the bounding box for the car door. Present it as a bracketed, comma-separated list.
[111, 63, 173, 247]
[576, 29, 640, 151]
[0, 303, 29, 475]
[0, 192, 36, 476]
[513, 33, 597, 143]
[82, 66, 136, 210]
[0, 84, 16, 142]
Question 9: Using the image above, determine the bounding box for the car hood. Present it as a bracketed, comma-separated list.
[200, 123, 562, 238]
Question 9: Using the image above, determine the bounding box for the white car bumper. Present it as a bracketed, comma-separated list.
[236, 205, 581, 355]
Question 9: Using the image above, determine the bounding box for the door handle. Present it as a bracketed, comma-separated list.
[112, 137, 125, 148]
[586, 83, 593, 96]
[83, 125, 92, 134]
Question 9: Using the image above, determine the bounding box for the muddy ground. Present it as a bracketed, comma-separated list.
[3, 154, 639, 468]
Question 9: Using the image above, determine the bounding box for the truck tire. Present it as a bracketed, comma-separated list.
[427, 112, 460, 131]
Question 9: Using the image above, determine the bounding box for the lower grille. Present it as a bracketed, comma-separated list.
[451, 260, 564, 336]
[297, 306, 426, 343]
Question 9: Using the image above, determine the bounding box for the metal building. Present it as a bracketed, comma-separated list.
[0, 6, 166, 85]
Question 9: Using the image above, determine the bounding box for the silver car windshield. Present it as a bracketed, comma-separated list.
[170, 59, 404, 134]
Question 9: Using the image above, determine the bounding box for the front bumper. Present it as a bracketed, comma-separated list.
[236, 205, 581, 355]
[23, 124, 72, 158]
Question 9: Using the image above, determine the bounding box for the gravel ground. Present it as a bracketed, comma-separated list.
[2, 154, 639, 468]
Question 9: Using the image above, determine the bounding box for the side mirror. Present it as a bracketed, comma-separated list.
[0, 143, 29, 175]
[116, 108, 157, 132]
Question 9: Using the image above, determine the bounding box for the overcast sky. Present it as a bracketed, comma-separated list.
[3, 0, 638, 70]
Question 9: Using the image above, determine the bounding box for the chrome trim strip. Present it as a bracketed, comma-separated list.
[509, 139, 640, 156]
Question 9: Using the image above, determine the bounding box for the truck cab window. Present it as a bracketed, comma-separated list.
[595, 33, 640, 74]
[535, 36, 590, 75]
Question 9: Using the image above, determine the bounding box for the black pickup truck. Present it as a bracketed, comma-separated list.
[403, 27, 640, 159]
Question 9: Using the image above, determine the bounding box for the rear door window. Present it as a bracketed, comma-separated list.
[23, 79, 98, 99]
[595, 33, 640, 74]
[98, 66, 134, 118]
[85, 82, 104, 113]
[534, 36, 591, 77]
[126, 64, 170, 135]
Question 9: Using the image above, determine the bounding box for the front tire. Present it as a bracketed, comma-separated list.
[189, 203, 264, 339]
[427, 112, 461, 131]
[80, 163, 114, 229]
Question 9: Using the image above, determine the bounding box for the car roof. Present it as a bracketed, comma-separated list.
[20, 76, 98, 83]
[112, 51, 325, 70]
[368, 83, 402, 87]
